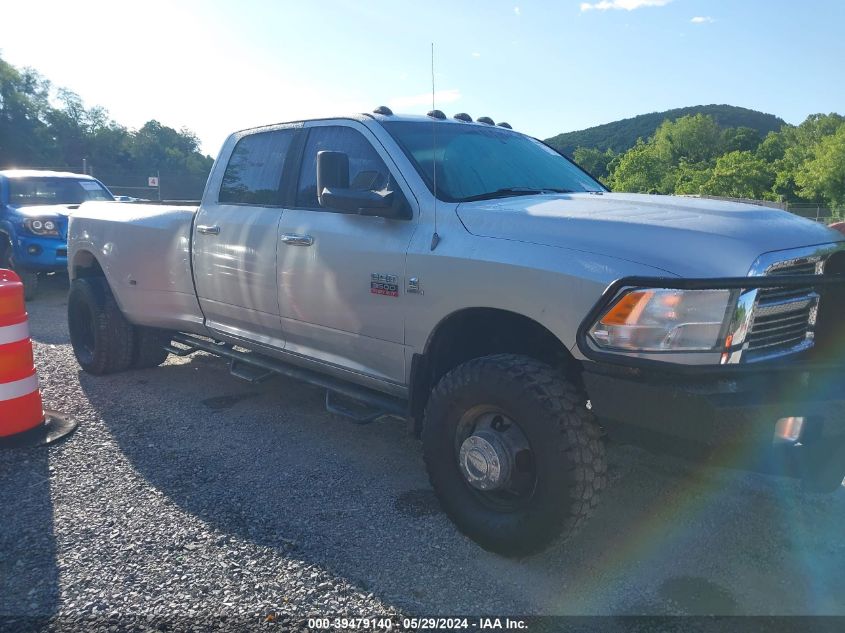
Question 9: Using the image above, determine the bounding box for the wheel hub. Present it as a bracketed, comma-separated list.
[459, 430, 512, 491]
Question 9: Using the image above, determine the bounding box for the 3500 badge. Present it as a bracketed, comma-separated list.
[371, 273, 399, 297]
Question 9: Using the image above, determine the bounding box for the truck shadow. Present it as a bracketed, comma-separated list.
[78, 354, 845, 616]
[0, 444, 61, 621]
[0, 273, 68, 621]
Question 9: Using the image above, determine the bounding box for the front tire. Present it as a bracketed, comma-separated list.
[422, 354, 606, 556]
[17, 269, 39, 301]
[68, 278, 135, 375]
[0, 238, 38, 300]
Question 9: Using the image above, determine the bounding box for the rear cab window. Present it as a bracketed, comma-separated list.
[218, 129, 297, 206]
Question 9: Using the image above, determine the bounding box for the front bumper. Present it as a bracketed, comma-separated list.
[583, 362, 845, 490]
[583, 362, 845, 446]
[15, 235, 68, 272]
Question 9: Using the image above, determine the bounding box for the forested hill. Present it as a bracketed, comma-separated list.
[545, 105, 786, 156]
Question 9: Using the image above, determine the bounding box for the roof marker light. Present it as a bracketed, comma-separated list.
[497, 122, 512, 129]
[453, 113, 473, 122]
[477, 116, 495, 125]
[427, 110, 446, 120]
[373, 106, 393, 115]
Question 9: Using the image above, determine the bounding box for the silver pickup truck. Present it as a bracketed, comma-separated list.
[67, 108, 845, 556]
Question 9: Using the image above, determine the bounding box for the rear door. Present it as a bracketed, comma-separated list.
[192, 126, 299, 349]
[275, 121, 418, 385]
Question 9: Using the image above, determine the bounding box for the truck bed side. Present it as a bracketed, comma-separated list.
[68, 201, 207, 332]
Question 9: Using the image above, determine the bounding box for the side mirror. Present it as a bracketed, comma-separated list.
[317, 150, 410, 219]
[316, 151, 349, 202]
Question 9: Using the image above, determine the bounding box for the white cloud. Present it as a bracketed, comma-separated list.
[691, 16, 715, 23]
[580, 0, 671, 11]
[388, 89, 461, 110]
[471, 52, 481, 58]
[514, 6, 521, 15]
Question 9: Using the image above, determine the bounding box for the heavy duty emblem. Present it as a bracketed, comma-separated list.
[370, 273, 399, 297]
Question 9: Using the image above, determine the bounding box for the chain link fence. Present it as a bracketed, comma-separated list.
[691, 195, 842, 223]
[782, 202, 842, 224]
[92, 169, 206, 202]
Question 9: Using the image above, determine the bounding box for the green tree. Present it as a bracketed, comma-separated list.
[572, 147, 617, 181]
[672, 161, 713, 195]
[44, 89, 93, 169]
[609, 139, 671, 193]
[722, 126, 762, 153]
[0, 57, 54, 166]
[771, 113, 845, 201]
[794, 124, 845, 209]
[701, 151, 775, 199]
[756, 131, 787, 163]
[652, 114, 724, 164]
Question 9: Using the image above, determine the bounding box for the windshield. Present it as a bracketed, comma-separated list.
[7, 177, 113, 206]
[382, 121, 605, 202]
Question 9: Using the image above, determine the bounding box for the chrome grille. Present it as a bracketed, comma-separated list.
[744, 258, 820, 362]
[768, 262, 818, 275]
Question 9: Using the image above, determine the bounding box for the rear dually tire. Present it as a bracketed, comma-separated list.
[68, 278, 135, 375]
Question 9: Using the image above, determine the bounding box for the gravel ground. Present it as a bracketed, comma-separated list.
[1, 275, 844, 629]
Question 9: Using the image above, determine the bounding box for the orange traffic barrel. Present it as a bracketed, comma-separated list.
[830, 222, 845, 236]
[0, 269, 76, 448]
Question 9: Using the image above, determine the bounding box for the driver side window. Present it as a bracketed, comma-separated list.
[295, 126, 391, 209]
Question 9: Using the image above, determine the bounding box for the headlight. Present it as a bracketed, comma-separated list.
[588, 288, 736, 352]
[23, 218, 60, 236]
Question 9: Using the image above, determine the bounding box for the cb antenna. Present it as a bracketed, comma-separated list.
[430, 42, 440, 251]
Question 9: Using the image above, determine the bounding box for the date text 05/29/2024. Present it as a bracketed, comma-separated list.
[305, 617, 528, 630]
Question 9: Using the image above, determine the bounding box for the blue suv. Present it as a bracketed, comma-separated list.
[0, 170, 114, 299]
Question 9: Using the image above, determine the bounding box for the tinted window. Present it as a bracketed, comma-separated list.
[219, 129, 295, 205]
[8, 177, 113, 206]
[382, 121, 604, 202]
[296, 126, 390, 208]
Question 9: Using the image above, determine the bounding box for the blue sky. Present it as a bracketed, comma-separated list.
[1, 0, 843, 155]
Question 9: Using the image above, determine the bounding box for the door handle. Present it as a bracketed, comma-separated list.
[197, 224, 220, 235]
[280, 233, 314, 246]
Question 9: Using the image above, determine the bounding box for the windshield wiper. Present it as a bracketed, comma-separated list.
[459, 187, 574, 202]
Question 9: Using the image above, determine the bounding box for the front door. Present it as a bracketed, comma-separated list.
[276, 121, 418, 385]
[193, 126, 299, 349]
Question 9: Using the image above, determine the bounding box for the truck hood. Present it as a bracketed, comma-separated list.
[456, 192, 844, 277]
[10, 204, 79, 219]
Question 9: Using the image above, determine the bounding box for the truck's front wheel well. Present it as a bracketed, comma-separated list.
[409, 308, 582, 430]
[71, 250, 105, 280]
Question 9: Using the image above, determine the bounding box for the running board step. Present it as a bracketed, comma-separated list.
[166, 338, 228, 357]
[325, 390, 387, 425]
[165, 341, 199, 357]
[169, 333, 408, 420]
[229, 359, 275, 383]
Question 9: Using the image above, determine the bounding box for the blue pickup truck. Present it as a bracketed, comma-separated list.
[0, 170, 114, 299]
